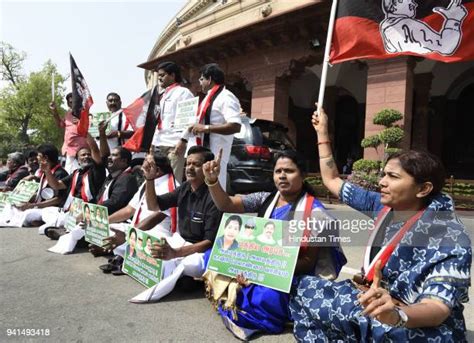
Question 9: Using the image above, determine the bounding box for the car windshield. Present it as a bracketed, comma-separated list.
[234, 119, 264, 145]
[259, 127, 295, 150]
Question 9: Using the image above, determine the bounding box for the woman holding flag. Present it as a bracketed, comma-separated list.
[290, 106, 472, 342]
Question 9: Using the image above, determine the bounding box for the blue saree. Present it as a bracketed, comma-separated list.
[290, 183, 472, 342]
[205, 191, 347, 339]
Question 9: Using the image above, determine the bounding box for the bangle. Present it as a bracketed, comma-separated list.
[180, 138, 188, 143]
[117, 131, 121, 139]
[319, 154, 333, 160]
[204, 178, 219, 187]
[318, 141, 331, 145]
[145, 177, 154, 181]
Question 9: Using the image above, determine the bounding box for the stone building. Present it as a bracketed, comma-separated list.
[139, 0, 474, 178]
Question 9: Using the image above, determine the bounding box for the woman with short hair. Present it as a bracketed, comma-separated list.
[290, 107, 472, 342]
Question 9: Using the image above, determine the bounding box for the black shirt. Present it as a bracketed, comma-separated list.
[156, 181, 222, 244]
[61, 160, 107, 202]
[96, 169, 138, 215]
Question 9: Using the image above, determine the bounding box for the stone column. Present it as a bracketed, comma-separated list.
[364, 57, 415, 160]
[251, 75, 290, 128]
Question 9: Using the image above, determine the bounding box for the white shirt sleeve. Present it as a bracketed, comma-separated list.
[221, 91, 241, 124]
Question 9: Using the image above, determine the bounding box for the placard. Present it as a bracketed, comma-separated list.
[64, 197, 83, 232]
[173, 97, 199, 131]
[7, 180, 40, 205]
[122, 226, 163, 287]
[206, 213, 301, 293]
[83, 203, 110, 247]
[89, 112, 112, 137]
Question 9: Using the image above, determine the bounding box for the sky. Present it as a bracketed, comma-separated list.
[0, 0, 186, 112]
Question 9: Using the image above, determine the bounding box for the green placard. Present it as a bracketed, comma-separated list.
[206, 214, 301, 293]
[7, 180, 40, 205]
[89, 112, 112, 137]
[174, 97, 199, 131]
[83, 203, 110, 247]
[64, 198, 83, 231]
[0, 192, 11, 212]
[122, 226, 163, 288]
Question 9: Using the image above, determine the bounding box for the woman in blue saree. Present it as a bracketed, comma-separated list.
[202, 150, 346, 340]
[290, 106, 472, 342]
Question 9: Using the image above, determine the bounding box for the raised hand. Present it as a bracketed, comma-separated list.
[311, 103, 329, 135]
[98, 120, 107, 136]
[203, 148, 222, 183]
[142, 154, 158, 180]
[433, 0, 467, 22]
[39, 156, 51, 173]
[49, 102, 57, 112]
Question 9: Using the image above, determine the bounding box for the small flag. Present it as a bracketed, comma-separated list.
[70, 54, 93, 136]
[330, 0, 474, 64]
[122, 87, 159, 152]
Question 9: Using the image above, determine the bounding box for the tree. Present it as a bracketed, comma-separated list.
[350, 109, 405, 190]
[0, 42, 26, 88]
[0, 42, 66, 156]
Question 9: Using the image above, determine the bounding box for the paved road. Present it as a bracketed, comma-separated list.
[0, 204, 473, 342]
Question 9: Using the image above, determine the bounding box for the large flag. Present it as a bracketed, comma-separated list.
[70, 54, 93, 136]
[330, 0, 474, 64]
[122, 87, 159, 152]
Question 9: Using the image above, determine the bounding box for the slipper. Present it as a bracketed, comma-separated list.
[99, 256, 124, 274]
[44, 227, 67, 240]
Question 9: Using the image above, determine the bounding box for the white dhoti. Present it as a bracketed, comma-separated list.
[129, 252, 205, 303]
[47, 225, 85, 255]
[129, 233, 205, 303]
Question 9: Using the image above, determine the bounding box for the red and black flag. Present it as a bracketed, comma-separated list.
[70, 54, 93, 136]
[330, 0, 474, 64]
[122, 86, 159, 152]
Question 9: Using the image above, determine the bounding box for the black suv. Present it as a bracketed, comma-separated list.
[227, 116, 297, 194]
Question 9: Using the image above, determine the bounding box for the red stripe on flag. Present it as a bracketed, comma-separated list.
[330, 3, 474, 64]
[123, 126, 145, 152]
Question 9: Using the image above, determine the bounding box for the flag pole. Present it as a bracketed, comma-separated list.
[51, 71, 55, 102]
[317, 0, 338, 113]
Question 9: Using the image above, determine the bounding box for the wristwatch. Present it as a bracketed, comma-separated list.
[205, 125, 210, 134]
[393, 307, 408, 328]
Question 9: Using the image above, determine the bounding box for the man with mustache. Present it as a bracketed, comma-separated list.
[103, 92, 134, 150]
[129, 146, 221, 302]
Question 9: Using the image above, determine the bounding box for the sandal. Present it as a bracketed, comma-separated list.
[44, 227, 67, 240]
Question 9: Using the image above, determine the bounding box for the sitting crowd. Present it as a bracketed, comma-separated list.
[0, 60, 471, 343]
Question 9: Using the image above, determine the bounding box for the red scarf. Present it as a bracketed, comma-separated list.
[196, 84, 224, 146]
[363, 206, 425, 282]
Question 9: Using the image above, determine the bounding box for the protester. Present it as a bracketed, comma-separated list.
[34, 123, 109, 236]
[49, 93, 88, 173]
[290, 106, 472, 342]
[100, 153, 178, 274]
[201, 148, 346, 339]
[151, 61, 194, 182]
[177, 63, 241, 188]
[0, 152, 29, 191]
[104, 92, 134, 150]
[13, 144, 68, 222]
[128, 146, 221, 303]
[26, 150, 39, 175]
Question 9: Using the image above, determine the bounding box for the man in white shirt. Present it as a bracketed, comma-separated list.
[105, 92, 134, 151]
[100, 153, 179, 274]
[151, 61, 194, 183]
[177, 63, 241, 188]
